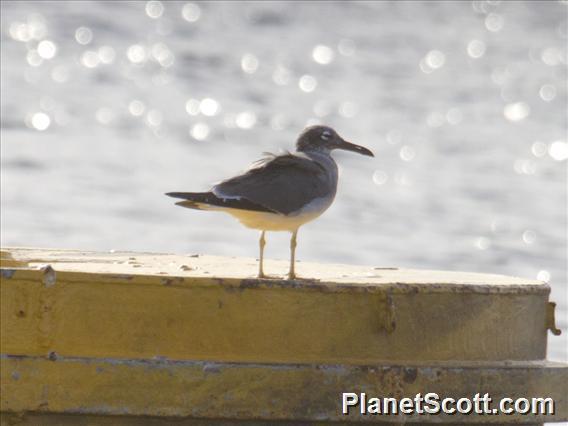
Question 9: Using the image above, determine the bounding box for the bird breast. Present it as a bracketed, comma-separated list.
[227, 194, 334, 232]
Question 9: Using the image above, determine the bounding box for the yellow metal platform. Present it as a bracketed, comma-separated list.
[1, 248, 566, 424]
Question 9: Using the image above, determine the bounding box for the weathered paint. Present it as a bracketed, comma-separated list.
[1, 355, 566, 423]
[0, 247, 565, 424]
[0, 248, 552, 364]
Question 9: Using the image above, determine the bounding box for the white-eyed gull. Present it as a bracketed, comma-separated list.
[166, 125, 374, 279]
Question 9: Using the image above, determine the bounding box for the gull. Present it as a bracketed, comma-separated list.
[166, 125, 374, 279]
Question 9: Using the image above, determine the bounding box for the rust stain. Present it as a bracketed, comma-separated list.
[40, 265, 56, 287]
[403, 367, 418, 383]
[547, 302, 562, 336]
[1, 269, 16, 279]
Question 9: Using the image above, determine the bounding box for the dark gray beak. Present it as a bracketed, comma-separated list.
[337, 139, 374, 157]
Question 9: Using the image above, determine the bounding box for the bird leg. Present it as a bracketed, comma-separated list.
[258, 231, 267, 278]
[288, 229, 298, 280]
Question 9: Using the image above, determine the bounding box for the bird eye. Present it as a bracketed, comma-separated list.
[321, 131, 331, 141]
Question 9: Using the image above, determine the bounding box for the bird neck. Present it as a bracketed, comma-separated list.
[302, 149, 338, 185]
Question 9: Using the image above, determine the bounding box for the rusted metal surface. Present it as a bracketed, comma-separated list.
[0, 247, 565, 424]
[546, 302, 562, 336]
[1, 355, 566, 424]
[1, 260, 551, 363]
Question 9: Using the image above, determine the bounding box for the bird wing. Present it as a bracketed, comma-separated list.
[213, 153, 331, 215]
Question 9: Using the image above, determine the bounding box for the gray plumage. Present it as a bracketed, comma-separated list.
[213, 153, 333, 215]
[166, 125, 373, 279]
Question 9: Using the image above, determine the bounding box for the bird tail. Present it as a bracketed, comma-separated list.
[165, 192, 223, 210]
[165, 191, 275, 213]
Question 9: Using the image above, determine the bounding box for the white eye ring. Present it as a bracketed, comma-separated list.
[321, 131, 331, 140]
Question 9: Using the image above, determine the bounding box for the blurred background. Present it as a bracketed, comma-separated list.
[1, 1, 566, 361]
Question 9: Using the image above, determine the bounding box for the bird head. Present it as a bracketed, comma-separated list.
[296, 125, 374, 157]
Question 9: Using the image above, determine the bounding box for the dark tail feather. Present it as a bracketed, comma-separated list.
[165, 191, 274, 213]
[165, 192, 217, 210]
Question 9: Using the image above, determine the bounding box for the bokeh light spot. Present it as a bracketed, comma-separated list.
[467, 39, 486, 58]
[504, 102, 530, 122]
[31, 112, 51, 131]
[190, 122, 209, 140]
[485, 13, 504, 32]
[312, 44, 335, 65]
[420, 50, 445, 73]
[151, 43, 175, 67]
[127, 44, 148, 64]
[241, 53, 259, 74]
[522, 230, 536, 245]
[81, 50, 100, 68]
[539, 84, 556, 101]
[185, 99, 200, 116]
[537, 270, 550, 282]
[541, 47, 562, 66]
[98, 46, 116, 64]
[531, 141, 547, 157]
[96, 107, 114, 125]
[75, 27, 93, 45]
[146, 109, 163, 127]
[26, 50, 43, 67]
[37, 40, 57, 59]
[399, 145, 416, 162]
[129, 100, 146, 116]
[235, 111, 257, 129]
[9, 22, 32, 42]
[299, 75, 317, 93]
[200, 98, 220, 116]
[548, 141, 568, 161]
[146, 1, 164, 19]
[474, 237, 491, 250]
[372, 170, 388, 185]
[513, 158, 536, 175]
[182, 3, 201, 22]
[426, 50, 445, 68]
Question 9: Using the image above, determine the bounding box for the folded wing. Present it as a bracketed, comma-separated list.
[213, 153, 331, 215]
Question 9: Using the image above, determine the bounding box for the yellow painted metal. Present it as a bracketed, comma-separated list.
[1, 356, 566, 424]
[0, 248, 551, 364]
[0, 247, 566, 424]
